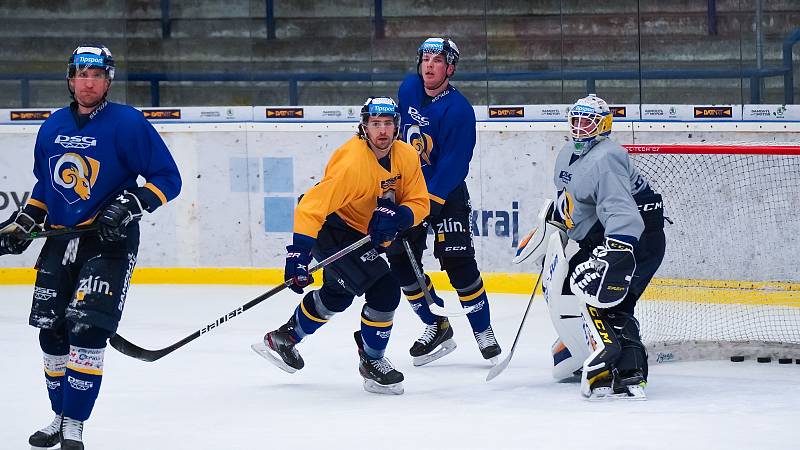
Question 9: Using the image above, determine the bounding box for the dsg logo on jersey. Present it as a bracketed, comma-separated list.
[55, 135, 97, 150]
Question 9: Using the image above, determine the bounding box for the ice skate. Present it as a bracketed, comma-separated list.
[585, 370, 647, 401]
[409, 316, 457, 366]
[28, 413, 61, 449]
[59, 416, 84, 450]
[474, 325, 502, 365]
[354, 331, 404, 395]
[251, 317, 304, 373]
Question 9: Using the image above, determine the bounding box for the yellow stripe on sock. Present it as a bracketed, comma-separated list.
[361, 317, 393, 328]
[459, 286, 486, 302]
[300, 300, 328, 323]
[66, 364, 103, 376]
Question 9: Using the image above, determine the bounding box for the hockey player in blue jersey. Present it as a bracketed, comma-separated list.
[0, 44, 181, 449]
[387, 37, 501, 366]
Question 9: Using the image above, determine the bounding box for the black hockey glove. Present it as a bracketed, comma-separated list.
[0, 207, 42, 256]
[284, 235, 314, 294]
[97, 190, 145, 242]
[570, 236, 636, 309]
[368, 198, 413, 250]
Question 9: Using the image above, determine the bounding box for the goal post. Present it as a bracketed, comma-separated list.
[624, 144, 800, 363]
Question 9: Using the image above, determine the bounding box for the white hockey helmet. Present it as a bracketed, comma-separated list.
[568, 94, 612, 147]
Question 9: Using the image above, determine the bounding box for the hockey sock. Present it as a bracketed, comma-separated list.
[443, 257, 491, 332]
[402, 274, 444, 325]
[457, 277, 491, 333]
[39, 329, 69, 415]
[292, 289, 345, 340]
[43, 353, 69, 415]
[359, 306, 394, 359]
[62, 325, 109, 421]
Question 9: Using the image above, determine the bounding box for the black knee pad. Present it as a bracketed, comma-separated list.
[387, 252, 417, 287]
[39, 327, 69, 355]
[318, 282, 355, 313]
[67, 324, 113, 349]
[364, 273, 401, 312]
[440, 256, 480, 290]
[607, 311, 648, 380]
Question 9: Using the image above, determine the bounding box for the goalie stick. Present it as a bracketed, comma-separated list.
[109, 235, 372, 362]
[485, 264, 544, 382]
[401, 238, 479, 318]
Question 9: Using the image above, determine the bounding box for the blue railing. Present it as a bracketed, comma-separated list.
[2, 66, 793, 108]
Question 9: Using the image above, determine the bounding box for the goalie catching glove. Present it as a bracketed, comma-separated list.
[570, 237, 636, 309]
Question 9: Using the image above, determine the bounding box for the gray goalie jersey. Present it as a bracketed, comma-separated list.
[553, 137, 648, 242]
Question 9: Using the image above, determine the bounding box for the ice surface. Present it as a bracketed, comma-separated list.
[2, 285, 798, 450]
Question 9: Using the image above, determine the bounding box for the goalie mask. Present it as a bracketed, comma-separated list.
[358, 96, 401, 143]
[569, 95, 612, 154]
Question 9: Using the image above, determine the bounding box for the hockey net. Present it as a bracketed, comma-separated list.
[626, 144, 800, 363]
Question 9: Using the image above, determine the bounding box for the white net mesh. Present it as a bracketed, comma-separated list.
[627, 145, 800, 355]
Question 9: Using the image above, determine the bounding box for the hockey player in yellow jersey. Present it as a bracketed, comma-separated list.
[252, 97, 429, 395]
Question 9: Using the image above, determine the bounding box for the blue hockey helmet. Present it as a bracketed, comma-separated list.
[68, 44, 115, 80]
[359, 96, 401, 141]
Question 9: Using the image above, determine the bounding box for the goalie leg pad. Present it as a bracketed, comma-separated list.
[580, 304, 622, 397]
[540, 231, 592, 380]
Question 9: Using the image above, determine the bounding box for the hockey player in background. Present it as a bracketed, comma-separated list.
[252, 97, 429, 395]
[388, 37, 501, 366]
[541, 94, 666, 400]
[0, 44, 181, 448]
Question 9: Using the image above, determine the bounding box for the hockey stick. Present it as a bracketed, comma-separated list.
[1, 225, 99, 240]
[485, 264, 545, 382]
[109, 235, 372, 362]
[401, 238, 478, 317]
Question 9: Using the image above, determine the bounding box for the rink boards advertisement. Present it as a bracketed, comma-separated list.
[1, 119, 799, 286]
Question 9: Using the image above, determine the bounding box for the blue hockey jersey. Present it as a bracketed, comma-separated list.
[28, 101, 181, 227]
[397, 74, 476, 206]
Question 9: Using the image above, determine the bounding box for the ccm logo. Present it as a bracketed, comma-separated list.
[444, 246, 467, 252]
[637, 202, 663, 212]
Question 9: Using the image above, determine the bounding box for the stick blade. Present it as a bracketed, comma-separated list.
[485, 354, 512, 382]
[109, 334, 164, 362]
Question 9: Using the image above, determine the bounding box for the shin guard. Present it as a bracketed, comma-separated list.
[402, 274, 444, 325]
[62, 345, 104, 421]
[360, 306, 395, 359]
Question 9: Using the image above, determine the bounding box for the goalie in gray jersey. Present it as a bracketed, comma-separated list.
[545, 94, 666, 400]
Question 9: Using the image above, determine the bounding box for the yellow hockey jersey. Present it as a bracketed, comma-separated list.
[294, 135, 430, 238]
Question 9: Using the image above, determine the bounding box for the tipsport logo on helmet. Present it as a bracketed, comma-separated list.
[368, 103, 395, 115]
[418, 37, 459, 65]
[74, 54, 105, 67]
[48, 153, 100, 203]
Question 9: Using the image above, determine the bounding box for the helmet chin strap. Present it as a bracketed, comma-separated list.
[418, 63, 452, 93]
